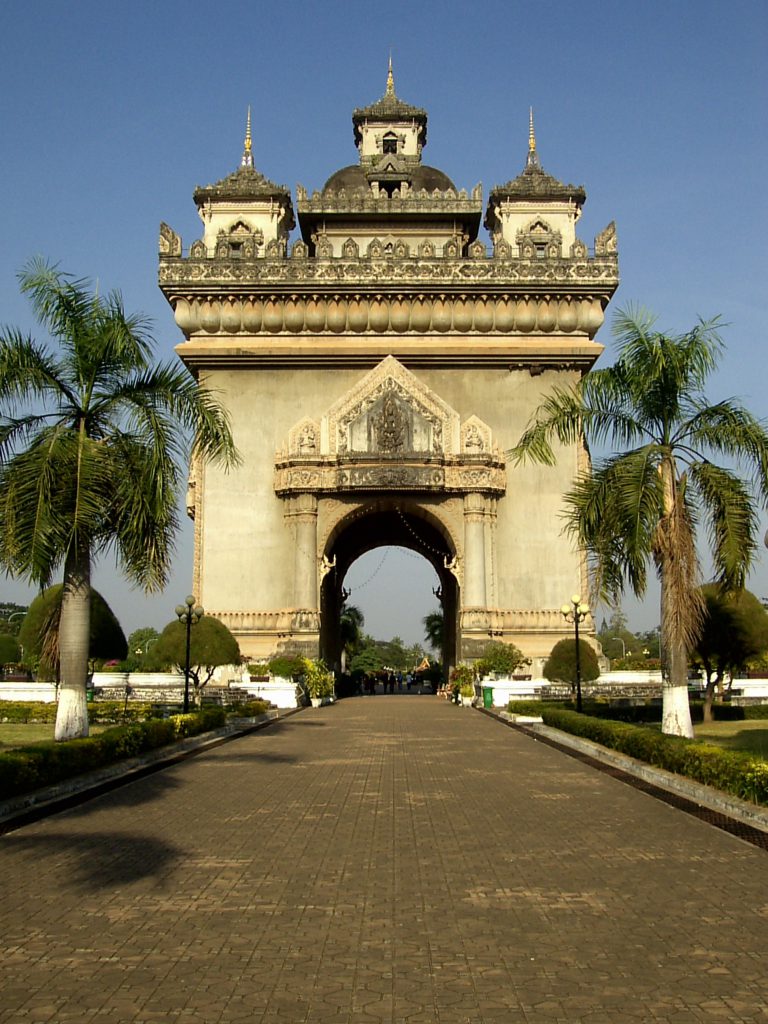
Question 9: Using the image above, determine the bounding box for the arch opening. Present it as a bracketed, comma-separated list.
[319, 500, 459, 678]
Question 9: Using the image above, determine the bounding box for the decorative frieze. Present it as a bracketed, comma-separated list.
[296, 183, 483, 213]
[275, 458, 506, 495]
[465, 608, 581, 633]
[210, 608, 320, 633]
[159, 254, 618, 288]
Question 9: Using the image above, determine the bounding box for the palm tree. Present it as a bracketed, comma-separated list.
[339, 603, 364, 671]
[0, 260, 238, 739]
[423, 609, 444, 654]
[512, 307, 768, 736]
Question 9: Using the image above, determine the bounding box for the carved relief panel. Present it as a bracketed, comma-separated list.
[275, 356, 506, 497]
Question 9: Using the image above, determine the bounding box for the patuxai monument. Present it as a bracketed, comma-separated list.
[158, 65, 619, 675]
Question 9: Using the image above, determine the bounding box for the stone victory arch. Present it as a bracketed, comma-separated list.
[158, 68, 619, 674]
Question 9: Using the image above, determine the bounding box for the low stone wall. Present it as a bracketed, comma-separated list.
[239, 677, 301, 709]
[0, 682, 57, 703]
[484, 671, 667, 707]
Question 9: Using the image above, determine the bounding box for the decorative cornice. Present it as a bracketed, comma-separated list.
[163, 290, 613, 339]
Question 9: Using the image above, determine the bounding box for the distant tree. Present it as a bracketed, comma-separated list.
[543, 638, 600, 693]
[125, 626, 161, 670]
[475, 641, 530, 678]
[380, 635, 408, 670]
[606, 607, 629, 633]
[19, 585, 127, 678]
[637, 628, 661, 660]
[691, 585, 768, 722]
[0, 602, 28, 636]
[423, 610, 444, 652]
[267, 653, 307, 679]
[406, 642, 426, 668]
[148, 616, 240, 705]
[597, 606, 640, 662]
[349, 635, 385, 675]
[0, 633, 21, 666]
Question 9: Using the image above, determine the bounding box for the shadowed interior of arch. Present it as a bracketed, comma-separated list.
[319, 503, 458, 675]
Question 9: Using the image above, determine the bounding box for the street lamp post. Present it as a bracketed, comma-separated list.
[610, 636, 626, 660]
[175, 595, 204, 713]
[561, 594, 590, 712]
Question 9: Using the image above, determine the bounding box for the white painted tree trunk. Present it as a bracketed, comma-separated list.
[661, 678, 694, 738]
[660, 579, 694, 738]
[55, 548, 91, 741]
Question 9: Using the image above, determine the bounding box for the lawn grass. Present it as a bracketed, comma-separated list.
[693, 720, 768, 760]
[0, 723, 108, 748]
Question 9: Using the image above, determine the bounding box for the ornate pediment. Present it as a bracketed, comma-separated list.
[326, 355, 460, 456]
[276, 357, 505, 496]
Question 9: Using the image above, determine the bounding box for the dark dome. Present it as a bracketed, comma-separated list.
[322, 165, 367, 192]
[321, 164, 456, 194]
[412, 165, 455, 192]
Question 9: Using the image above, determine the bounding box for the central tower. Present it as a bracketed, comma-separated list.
[159, 69, 619, 675]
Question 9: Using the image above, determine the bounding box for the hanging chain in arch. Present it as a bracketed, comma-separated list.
[395, 506, 451, 561]
[343, 547, 389, 594]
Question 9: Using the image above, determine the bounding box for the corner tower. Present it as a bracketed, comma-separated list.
[159, 75, 618, 675]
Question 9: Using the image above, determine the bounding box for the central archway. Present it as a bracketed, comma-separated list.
[319, 499, 459, 675]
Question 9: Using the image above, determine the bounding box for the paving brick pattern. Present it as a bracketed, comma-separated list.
[1, 697, 767, 1023]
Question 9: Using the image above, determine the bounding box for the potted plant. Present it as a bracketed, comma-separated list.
[450, 664, 476, 706]
[304, 658, 334, 707]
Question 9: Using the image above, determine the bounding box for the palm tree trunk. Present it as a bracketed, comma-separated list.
[658, 457, 695, 738]
[55, 546, 91, 741]
[660, 573, 694, 738]
[702, 670, 717, 724]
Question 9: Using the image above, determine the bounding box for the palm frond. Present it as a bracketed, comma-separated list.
[0, 329, 77, 412]
[688, 462, 759, 589]
[684, 400, 768, 493]
[97, 433, 180, 591]
[564, 447, 664, 602]
[509, 383, 585, 466]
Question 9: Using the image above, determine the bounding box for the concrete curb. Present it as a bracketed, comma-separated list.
[488, 709, 768, 834]
[0, 708, 297, 832]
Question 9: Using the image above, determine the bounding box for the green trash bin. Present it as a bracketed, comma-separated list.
[482, 685, 493, 709]
[86, 687, 95, 702]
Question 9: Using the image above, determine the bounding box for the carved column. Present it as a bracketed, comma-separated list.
[463, 492, 488, 608]
[289, 493, 319, 609]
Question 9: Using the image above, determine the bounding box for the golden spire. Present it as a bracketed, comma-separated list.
[526, 107, 541, 169]
[241, 106, 253, 168]
[386, 54, 395, 97]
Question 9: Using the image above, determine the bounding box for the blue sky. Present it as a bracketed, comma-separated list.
[1, 0, 767, 643]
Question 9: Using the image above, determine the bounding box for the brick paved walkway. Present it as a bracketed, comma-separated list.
[1, 697, 767, 1023]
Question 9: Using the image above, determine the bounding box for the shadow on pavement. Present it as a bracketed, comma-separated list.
[2, 829, 182, 890]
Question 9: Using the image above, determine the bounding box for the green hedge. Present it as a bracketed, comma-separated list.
[0, 701, 168, 724]
[562, 700, 768, 724]
[507, 700, 558, 716]
[0, 707, 227, 801]
[539, 707, 768, 805]
[230, 699, 270, 717]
